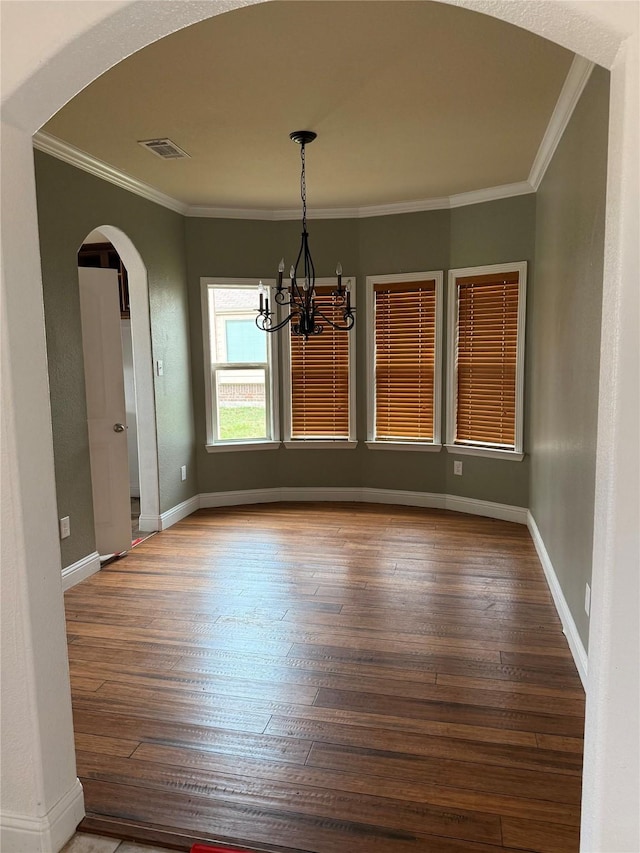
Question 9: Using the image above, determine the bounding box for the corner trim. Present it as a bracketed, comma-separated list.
[137, 514, 161, 533]
[61, 551, 100, 591]
[528, 55, 595, 190]
[0, 777, 84, 853]
[527, 511, 588, 688]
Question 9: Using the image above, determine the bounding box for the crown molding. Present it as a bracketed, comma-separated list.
[447, 181, 534, 209]
[34, 54, 589, 221]
[528, 54, 595, 190]
[32, 131, 188, 215]
[185, 182, 535, 220]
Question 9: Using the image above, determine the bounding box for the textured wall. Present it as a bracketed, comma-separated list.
[34, 152, 196, 568]
[186, 197, 535, 505]
[529, 66, 610, 648]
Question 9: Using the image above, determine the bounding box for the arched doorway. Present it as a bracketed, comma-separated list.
[75, 225, 159, 561]
[1, 3, 637, 852]
[86, 225, 161, 536]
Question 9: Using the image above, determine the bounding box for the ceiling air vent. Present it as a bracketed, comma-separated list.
[138, 138, 190, 160]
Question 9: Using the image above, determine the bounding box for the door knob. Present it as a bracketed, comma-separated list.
[113, 423, 127, 432]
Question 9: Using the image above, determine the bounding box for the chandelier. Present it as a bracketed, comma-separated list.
[256, 131, 355, 340]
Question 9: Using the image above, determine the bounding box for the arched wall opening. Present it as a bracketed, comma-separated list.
[1, 2, 637, 851]
[95, 225, 160, 531]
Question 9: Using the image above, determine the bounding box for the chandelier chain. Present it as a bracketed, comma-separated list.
[300, 143, 307, 231]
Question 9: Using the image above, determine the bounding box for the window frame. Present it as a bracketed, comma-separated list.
[281, 276, 357, 449]
[365, 270, 443, 452]
[201, 277, 280, 452]
[446, 261, 527, 461]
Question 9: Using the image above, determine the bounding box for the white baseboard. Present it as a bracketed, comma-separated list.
[444, 494, 528, 524]
[158, 495, 201, 529]
[61, 551, 100, 591]
[200, 488, 284, 508]
[527, 511, 588, 688]
[360, 487, 446, 509]
[197, 487, 527, 523]
[137, 513, 161, 532]
[130, 485, 140, 498]
[0, 777, 84, 853]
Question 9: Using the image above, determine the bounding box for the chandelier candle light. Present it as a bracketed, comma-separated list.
[256, 131, 355, 340]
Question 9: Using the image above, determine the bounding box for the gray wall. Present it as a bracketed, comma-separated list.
[529, 66, 610, 648]
[186, 196, 535, 506]
[35, 152, 196, 568]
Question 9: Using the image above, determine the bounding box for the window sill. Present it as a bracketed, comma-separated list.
[444, 444, 525, 462]
[365, 441, 442, 453]
[205, 441, 281, 453]
[283, 440, 358, 450]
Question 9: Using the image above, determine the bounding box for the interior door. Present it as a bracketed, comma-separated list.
[78, 267, 132, 556]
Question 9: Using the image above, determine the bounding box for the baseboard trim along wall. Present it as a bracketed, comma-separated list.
[197, 487, 529, 524]
[61, 551, 100, 591]
[0, 777, 84, 853]
[157, 495, 201, 530]
[527, 511, 588, 688]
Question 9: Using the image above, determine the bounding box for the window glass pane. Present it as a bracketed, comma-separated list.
[216, 368, 267, 440]
[210, 288, 266, 364]
[226, 318, 265, 363]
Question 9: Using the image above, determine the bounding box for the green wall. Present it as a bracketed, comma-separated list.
[529, 66, 610, 649]
[34, 152, 196, 568]
[186, 197, 535, 505]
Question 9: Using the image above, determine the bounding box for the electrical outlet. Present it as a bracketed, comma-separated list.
[59, 516, 70, 539]
[454, 460, 463, 476]
[180, 465, 187, 481]
[585, 583, 591, 616]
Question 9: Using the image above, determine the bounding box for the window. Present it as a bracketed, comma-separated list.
[282, 280, 356, 448]
[446, 262, 527, 460]
[202, 279, 279, 450]
[366, 272, 443, 450]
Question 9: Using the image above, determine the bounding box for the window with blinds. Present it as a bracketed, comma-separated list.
[448, 264, 526, 453]
[373, 278, 439, 442]
[289, 286, 352, 439]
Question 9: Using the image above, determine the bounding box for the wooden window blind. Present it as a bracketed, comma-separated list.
[454, 271, 520, 448]
[374, 280, 436, 441]
[290, 287, 350, 438]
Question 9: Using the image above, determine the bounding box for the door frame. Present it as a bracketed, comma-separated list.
[96, 225, 160, 531]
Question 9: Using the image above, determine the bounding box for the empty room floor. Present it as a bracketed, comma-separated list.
[64, 502, 584, 853]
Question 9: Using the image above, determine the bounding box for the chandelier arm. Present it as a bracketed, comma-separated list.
[255, 311, 295, 333]
[274, 289, 294, 306]
[305, 234, 315, 291]
[313, 305, 356, 331]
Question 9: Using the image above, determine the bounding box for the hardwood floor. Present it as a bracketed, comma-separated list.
[64, 503, 584, 853]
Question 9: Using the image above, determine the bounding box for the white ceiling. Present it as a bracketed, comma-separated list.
[42, 1, 574, 214]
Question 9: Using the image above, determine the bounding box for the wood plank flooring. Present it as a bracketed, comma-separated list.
[64, 503, 584, 853]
